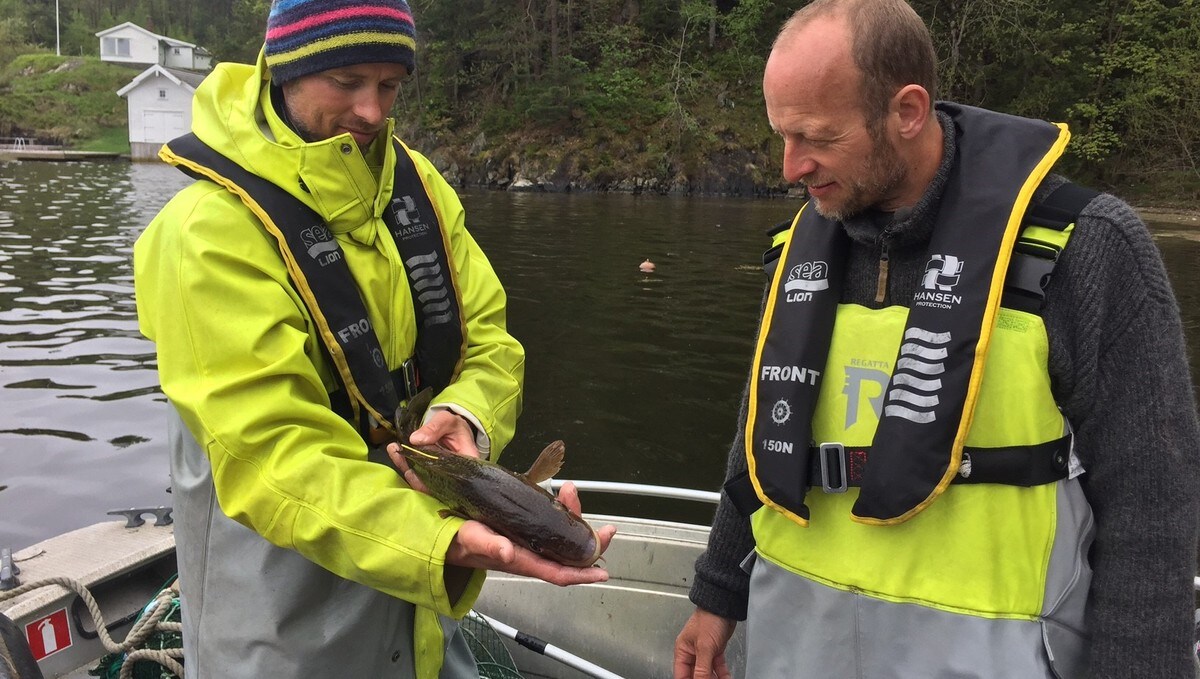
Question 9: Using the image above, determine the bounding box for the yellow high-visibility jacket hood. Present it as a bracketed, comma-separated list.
[134, 52, 524, 677]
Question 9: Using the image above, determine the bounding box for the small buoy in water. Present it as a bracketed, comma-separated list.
[639, 258, 656, 273]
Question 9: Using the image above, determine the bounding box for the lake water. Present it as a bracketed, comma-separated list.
[1, 160, 1197, 551]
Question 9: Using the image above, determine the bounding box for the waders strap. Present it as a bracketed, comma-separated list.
[722, 434, 1072, 518]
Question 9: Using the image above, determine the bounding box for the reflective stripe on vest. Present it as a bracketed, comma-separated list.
[161, 133, 465, 441]
[747, 103, 1071, 526]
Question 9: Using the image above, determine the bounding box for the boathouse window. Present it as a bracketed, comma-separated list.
[159, 89, 167, 99]
[103, 37, 131, 58]
[173, 48, 181, 55]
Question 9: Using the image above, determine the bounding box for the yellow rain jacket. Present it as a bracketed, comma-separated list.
[134, 51, 524, 678]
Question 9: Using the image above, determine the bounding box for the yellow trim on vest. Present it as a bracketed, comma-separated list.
[159, 144, 389, 431]
[746, 206, 810, 527]
[850, 123, 1072, 526]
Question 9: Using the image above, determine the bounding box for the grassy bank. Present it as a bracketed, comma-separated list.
[75, 126, 131, 154]
[0, 54, 131, 146]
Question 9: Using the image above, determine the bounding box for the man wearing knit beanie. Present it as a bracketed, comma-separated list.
[265, 0, 417, 86]
[133, 1, 615, 677]
[264, 0, 417, 151]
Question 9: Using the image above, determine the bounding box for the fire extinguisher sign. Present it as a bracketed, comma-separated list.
[24, 608, 72, 661]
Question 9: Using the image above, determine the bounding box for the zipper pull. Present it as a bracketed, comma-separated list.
[875, 240, 890, 304]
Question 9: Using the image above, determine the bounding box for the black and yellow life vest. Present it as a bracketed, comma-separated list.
[161, 134, 465, 443]
[743, 104, 1094, 526]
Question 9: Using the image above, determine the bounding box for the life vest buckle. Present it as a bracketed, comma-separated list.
[1004, 248, 1058, 312]
[400, 357, 419, 400]
[818, 442, 849, 493]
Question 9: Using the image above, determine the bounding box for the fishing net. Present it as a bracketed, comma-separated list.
[462, 610, 523, 679]
[88, 579, 522, 678]
[88, 577, 183, 679]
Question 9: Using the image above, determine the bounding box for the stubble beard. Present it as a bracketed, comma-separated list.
[813, 132, 908, 222]
[282, 96, 321, 145]
[283, 98, 374, 151]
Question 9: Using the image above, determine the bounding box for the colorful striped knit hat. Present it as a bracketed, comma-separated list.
[264, 0, 416, 85]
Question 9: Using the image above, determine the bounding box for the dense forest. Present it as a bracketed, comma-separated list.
[1, 0, 1197, 202]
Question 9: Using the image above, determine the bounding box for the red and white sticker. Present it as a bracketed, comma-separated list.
[24, 608, 72, 661]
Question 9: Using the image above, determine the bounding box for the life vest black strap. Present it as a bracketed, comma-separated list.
[162, 133, 465, 444]
[723, 434, 1072, 518]
[1024, 182, 1100, 231]
[164, 133, 402, 433]
[723, 469, 767, 520]
[1002, 182, 1099, 314]
[329, 359, 420, 426]
[384, 147, 467, 397]
[809, 435, 1071, 491]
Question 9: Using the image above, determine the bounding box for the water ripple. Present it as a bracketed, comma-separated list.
[1, 165, 1196, 550]
[1, 161, 190, 549]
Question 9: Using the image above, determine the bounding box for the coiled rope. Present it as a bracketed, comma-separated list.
[0, 576, 183, 679]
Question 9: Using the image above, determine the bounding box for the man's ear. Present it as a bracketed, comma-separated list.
[892, 84, 931, 140]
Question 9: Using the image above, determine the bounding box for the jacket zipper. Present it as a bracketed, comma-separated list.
[874, 230, 892, 305]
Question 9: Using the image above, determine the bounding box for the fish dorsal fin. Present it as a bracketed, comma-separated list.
[524, 440, 565, 484]
[394, 388, 435, 440]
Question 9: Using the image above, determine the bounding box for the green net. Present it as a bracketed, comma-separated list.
[462, 610, 523, 679]
[87, 581, 521, 678]
[88, 578, 182, 679]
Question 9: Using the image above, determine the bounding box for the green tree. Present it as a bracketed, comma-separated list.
[1073, 0, 1200, 193]
[0, 17, 37, 69]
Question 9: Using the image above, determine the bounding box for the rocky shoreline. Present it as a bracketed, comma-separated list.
[1136, 208, 1200, 227]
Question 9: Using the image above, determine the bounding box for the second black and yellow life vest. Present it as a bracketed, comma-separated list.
[745, 103, 1092, 526]
[161, 133, 466, 443]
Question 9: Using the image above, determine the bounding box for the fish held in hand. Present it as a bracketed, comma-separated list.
[393, 393, 602, 568]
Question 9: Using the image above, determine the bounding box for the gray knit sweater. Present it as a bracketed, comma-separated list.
[690, 111, 1200, 678]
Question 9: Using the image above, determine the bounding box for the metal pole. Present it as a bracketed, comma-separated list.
[55, 0, 61, 56]
[548, 479, 721, 504]
[475, 612, 626, 679]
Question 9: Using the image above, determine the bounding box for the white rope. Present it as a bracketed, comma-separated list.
[0, 576, 182, 678]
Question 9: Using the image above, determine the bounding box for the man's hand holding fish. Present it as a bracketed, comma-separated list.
[386, 391, 617, 588]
